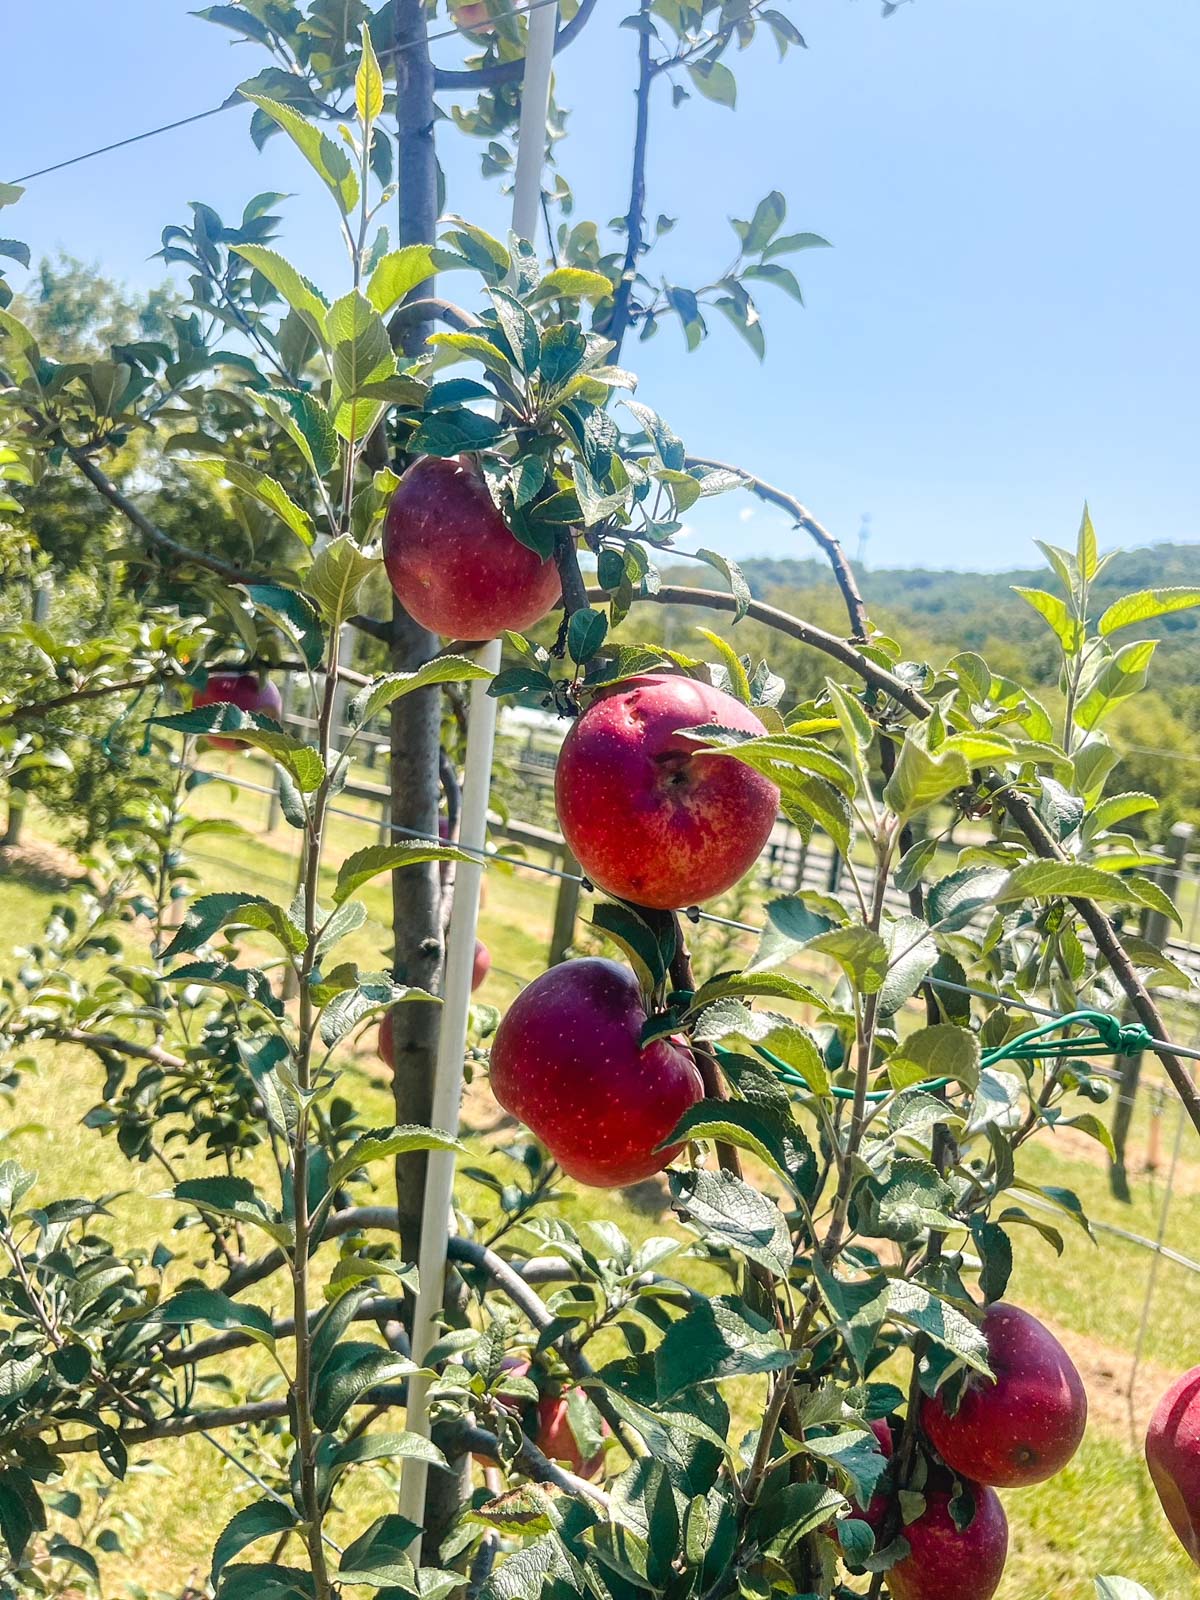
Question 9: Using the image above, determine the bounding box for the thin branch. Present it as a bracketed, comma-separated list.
[67, 447, 259, 587]
[604, 0, 654, 360]
[387, 296, 481, 349]
[684, 455, 869, 639]
[50, 1400, 290, 1456]
[554, 529, 590, 618]
[587, 581, 1200, 1140]
[460, 1423, 611, 1509]
[47, 1028, 187, 1072]
[432, 0, 601, 91]
[1, 670, 180, 726]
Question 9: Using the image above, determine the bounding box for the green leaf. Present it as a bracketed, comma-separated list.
[567, 607, 608, 665]
[527, 267, 615, 302]
[355, 23, 384, 123]
[245, 582, 324, 669]
[1074, 639, 1157, 732]
[688, 59, 737, 107]
[305, 535, 378, 624]
[1098, 587, 1200, 635]
[426, 330, 515, 382]
[312, 1344, 416, 1430]
[0, 239, 30, 270]
[1012, 586, 1084, 653]
[590, 902, 675, 993]
[151, 707, 326, 793]
[334, 842, 471, 904]
[489, 288, 540, 374]
[886, 1279, 991, 1374]
[807, 926, 889, 993]
[997, 861, 1181, 926]
[174, 1177, 290, 1245]
[0, 184, 25, 210]
[689, 968, 826, 1012]
[735, 190, 786, 253]
[192, 458, 314, 546]
[879, 914, 938, 1017]
[0, 1470, 44, 1566]
[327, 289, 395, 440]
[339, 1514, 423, 1586]
[1095, 1579, 1157, 1600]
[763, 230, 831, 260]
[887, 1024, 980, 1092]
[215, 1563, 313, 1600]
[695, 630, 752, 703]
[1083, 791, 1157, 840]
[1077, 502, 1099, 581]
[883, 727, 971, 819]
[318, 973, 432, 1046]
[694, 548, 751, 621]
[671, 1168, 792, 1276]
[348, 656, 492, 726]
[243, 95, 358, 214]
[163, 891, 305, 959]
[326, 1125, 461, 1191]
[212, 1502, 296, 1585]
[662, 1099, 802, 1193]
[259, 388, 339, 478]
[365, 245, 437, 314]
[969, 1218, 1014, 1303]
[231, 245, 329, 342]
[859, 1158, 958, 1243]
[331, 1430, 449, 1471]
[927, 866, 1010, 931]
[408, 407, 503, 457]
[655, 1296, 798, 1400]
[748, 894, 838, 971]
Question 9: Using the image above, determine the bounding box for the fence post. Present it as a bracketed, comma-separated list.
[548, 848, 581, 966]
[1109, 820, 1194, 1199]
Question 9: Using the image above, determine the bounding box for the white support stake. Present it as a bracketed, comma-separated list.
[399, 0, 560, 1551]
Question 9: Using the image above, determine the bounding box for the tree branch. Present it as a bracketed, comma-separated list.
[432, 0, 601, 92]
[684, 455, 869, 640]
[588, 581, 1200, 1139]
[387, 296, 481, 349]
[459, 1423, 610, 1509]
[67, 447, 259, 587]
[604, 0, 654, 360]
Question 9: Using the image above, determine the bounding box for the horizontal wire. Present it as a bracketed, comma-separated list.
[10, 0, 568, 185]
[177, 752, 1200, 1056]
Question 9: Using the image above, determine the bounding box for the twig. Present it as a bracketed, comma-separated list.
[432, 0, 601, 92]
[459, 1423, 611, 1510]
[604, 0, 654, 359]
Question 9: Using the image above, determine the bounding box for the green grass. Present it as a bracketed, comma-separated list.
[3, 766, 1199, 1598]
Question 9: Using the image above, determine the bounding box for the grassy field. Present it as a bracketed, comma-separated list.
[2, 755, 1198, 1599]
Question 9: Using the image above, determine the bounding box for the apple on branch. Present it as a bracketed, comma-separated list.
[488, 956, 703, 1187]
[384, 456, 561, 639]
[193, 673, 282, 751]
[920, 1303, 1087, 1487]
[554, 673, 779, 911]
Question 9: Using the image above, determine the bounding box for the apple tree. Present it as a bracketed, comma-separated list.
[0, 4, 1198, 1599]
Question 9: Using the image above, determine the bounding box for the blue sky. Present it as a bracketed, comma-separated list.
[5, 1, 1198, 571]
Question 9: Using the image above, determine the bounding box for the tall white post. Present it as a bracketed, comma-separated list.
[398, 0, 560, 1551]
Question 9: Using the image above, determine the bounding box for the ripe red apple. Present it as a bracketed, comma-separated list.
[489, 956, 704, 1187]
[887, 1486, 1008, 1600]
[920, 1303, 1087, 1487]
[489, 1358, 607, 1477]
[193, 673, 282, 751]
[1146, 1365, 1200, 1564]
[554, 673, 779, 910]
[383, 457, 561, 638]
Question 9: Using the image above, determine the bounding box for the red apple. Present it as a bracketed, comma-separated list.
[1146, 1365, 1200, 1564]
[554, 673, 779, 910]
[193, 673, 283, 751]
[489, 1358, 607, 1477]
[488, 956, 704, 1187]
[887, 1486, 1008, 1600]
[450, 0, 494, 31]
[383, 457, 561, 638]
[920, 1303, 1087, 1487]
[472, 938, 491, 992]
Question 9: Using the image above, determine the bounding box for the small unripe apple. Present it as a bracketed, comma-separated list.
[193, 673, 283, 751]
[383, 456, 561, 639]
[887, 1486, 1008, 1600]
[920, 1303, 1087, 1487]
[1146, 1365, 1200, 1564]
[554, 673, 779, 910]
[489, 957, 704, 1187]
